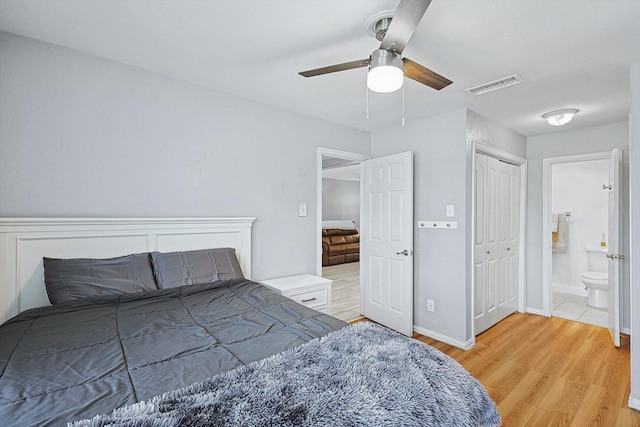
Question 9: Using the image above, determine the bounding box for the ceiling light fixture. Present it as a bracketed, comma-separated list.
[367, 49, 404, 93]
[542, 109, 579, 127]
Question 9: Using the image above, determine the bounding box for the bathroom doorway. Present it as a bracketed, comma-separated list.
[549, 157, 610, 328]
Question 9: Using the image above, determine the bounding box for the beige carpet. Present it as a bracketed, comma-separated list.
[323, 262, 362, 322]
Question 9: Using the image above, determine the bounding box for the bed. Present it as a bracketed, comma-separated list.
[0, 218, 500, 426]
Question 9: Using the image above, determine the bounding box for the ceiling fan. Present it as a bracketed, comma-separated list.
[299, 0, 452, 93]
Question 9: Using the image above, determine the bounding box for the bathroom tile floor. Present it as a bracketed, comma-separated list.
[552, 292, 608, 328]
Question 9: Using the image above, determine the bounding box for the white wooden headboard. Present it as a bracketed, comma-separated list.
[0, 217, 255, 324]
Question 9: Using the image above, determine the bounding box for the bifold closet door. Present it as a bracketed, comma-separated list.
[474, 153, 520, 335]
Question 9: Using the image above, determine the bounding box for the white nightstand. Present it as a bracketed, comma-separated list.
[261, 274, 332, 314]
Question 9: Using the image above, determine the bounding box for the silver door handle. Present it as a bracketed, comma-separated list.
[396, 250, 409, 256]
[603, 184, 612, 190]
[607, 253, 614, 259]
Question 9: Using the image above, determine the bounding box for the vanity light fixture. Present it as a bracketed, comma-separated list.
[542, 108, 579, 127]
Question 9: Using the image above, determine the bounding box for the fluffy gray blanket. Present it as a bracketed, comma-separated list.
[71, 322, 500, 426]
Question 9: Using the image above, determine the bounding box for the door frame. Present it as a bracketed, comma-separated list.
[471, 142, 527, 337]
[316, 147, 370, 276]
[541, 151, 611, 316]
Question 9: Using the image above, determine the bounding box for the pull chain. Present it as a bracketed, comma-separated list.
[365, 77, 406, 124]
[402, 79, 405, 127]
[366, 83, 369, 119]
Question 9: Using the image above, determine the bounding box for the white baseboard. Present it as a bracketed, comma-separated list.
[622, 327, 631, 335]
[628, 397, 640, 411]
[413, 325, 475, 350]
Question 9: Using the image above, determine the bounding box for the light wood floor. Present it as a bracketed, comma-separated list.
[358, 313, 640, 426]
[329, 263, 639, 424]
[323, 262, 361, 322]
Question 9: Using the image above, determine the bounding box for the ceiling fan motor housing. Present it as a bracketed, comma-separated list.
[369, 48, 403, 69]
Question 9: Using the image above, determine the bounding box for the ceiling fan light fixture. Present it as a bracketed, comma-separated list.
[542, 108, 579, 127]
[367, 49, 404, 93]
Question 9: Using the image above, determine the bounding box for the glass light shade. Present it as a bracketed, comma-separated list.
[542, 109, 579, 127]
[367, 66, 404, 93]
[367, 49, 404, 93]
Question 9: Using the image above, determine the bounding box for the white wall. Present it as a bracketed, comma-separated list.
[629, 62, 640, 408]
[551, 160, 609, 292]
[0, 31, 371, 280]
[322, 178, 360, 227]
[526, 121, 630, 330]
[371, 110, 468, 343]
[371, 109, 525, 346]
[466, 110, 527, 158]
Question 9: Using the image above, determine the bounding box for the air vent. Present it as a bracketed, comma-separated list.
[465, 74, 522, 96]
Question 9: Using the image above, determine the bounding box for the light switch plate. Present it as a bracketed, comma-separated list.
[446, 205, 455, 217]
[299, 203, 307, 217]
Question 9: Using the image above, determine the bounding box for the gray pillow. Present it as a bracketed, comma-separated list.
[43, 253, 158, 304]
[150, 248, 244, 289]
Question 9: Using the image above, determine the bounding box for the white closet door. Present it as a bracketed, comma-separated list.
[499, 161, 520, 320]
[475, 153, 520, 335]
[485, 155, 500, 330]
[474, 153, 488, 333]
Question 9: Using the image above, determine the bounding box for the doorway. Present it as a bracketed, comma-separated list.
[318, 149, 415, 335]
[317, 148, 369, 322]
[549, 158, 610, 328]
[543, 150, 623, 347]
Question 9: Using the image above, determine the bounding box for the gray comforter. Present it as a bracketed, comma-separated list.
[0, 279, 346, 426]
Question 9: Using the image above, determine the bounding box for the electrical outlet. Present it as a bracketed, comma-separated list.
[427, 299, 435, 312]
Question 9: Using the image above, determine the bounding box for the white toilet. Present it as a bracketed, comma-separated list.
[581, 247, 609, 309]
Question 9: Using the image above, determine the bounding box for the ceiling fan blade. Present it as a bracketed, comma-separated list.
[299, 59, 371, 78]
[403, 58, 452, 90]
[380, 0, 432, 55]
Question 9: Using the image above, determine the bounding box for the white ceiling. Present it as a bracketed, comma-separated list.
[1, 0, 639, 137]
